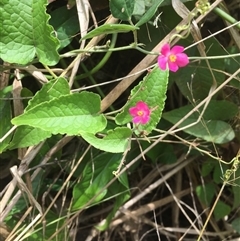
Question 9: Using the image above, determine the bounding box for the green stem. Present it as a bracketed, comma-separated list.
[80, 63, 105, 100]
[188, 52, 240, 60]
[61, 44, 158, 58]
[213, 7, 240, 29]
[76, 33, 118, 80]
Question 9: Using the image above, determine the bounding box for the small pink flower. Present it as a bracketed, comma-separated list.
[158, 43, 189, 72]
[129, 101, 150, 125]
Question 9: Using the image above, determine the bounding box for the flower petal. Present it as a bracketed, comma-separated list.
[129, 106, 139, 116]
[140, 115, 150, 124]
[137, 102, 150, 114]
[168, 61, 179, 72]
[136, 101, 148, 109]
[133, 116, 142, 124]
[160, 43, 171, 56]
[171, 45, 184, 54]
[157, 56, 168, 70]
[176, 53, 189, 67]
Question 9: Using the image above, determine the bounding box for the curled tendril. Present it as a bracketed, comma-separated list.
[195, 0, 211, 15]
[170, 1, 210, 42]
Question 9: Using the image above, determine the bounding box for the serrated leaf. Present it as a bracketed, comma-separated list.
[110, 0, 135, 21]
[72, 153, 122, 210]
[81, 127, 132, 153]
[162, 101, 236, 144]
[12, 92, 107, 135]
[135, 0, 164, 27]
[116, 66, 169, 134]
[8, 126, 52, 149]
[214, 200, 231, 221]
[26, 77, 70, 111]
[0, 0, 60, 65]
[82, 24, 138, 40]
[49, 6, 79, 49]
[0, 86, 13, 153]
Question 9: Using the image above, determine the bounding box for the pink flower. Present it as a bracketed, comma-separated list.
[158, 43, 189, 72]
[129, 101, 150, 125]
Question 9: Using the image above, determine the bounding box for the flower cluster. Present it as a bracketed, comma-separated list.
[129, 101, 150, 125]
[129, 44, 189, 125]
[158, 43, 189, 72]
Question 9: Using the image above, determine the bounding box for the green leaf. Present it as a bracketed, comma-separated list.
[116, 66, 169, 135]
[199, 100, 238, 121]
[26, 77, 70, 111]
[195, 183, 215, 206]
[231, 217, 240, 234]
[49, 6, 79, 49]
[82, 24, 139, 40]
[110, 0, 135, 21]
[175, 39, 225, 101]
[12, 92, 107, 135]
[162, 101, 236, 144]
[135, 0, 164, 27]
[8, 78, 70, 149]
[8, 126, 52, 149]
[81, 127, 132, 153]
[72, 153, 122, 210]
[232, 168, 240, 209]
[0, 86, 13, 153]
[201, 160, 216, 177]
[133, 0, 145, 16]
[141, 142, 177, 164]
[0, 0, 60, 65]
[97, 178, 130, 230]
[214, 200, 231, 221]
[213, 162, 227, 184]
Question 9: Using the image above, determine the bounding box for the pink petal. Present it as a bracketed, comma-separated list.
[168, 61, 179, 72]
[160, 44, 171, 56]
[136, 102, 150, 114]
[171, 45, 184, 54]
[129, 106, 139, 116]
[133, 116, 142, 124]
[176, 53, 189, 67]
[136, 101, 148, 109]
[158, 56, 168, 70]
[140, 115, 150, 124]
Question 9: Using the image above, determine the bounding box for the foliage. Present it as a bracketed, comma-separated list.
[0, 0, 240, 240]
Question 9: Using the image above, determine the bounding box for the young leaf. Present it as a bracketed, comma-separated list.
[110, 0, 135, 21]
[0, 0, 59, 65]
[12, 92, 107, 135]
[81, 127, 132, 153]
[81, 24, 139, 40]
[116, 66, 169, 134]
